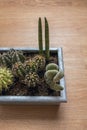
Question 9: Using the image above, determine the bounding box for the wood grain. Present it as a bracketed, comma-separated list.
[0, 0, 87, 130]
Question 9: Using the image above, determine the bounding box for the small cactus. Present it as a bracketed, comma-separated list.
[23, 72, 39, 88]
[44, 63, 64, 91]
[24, 59, 38, 72]
[33, 55, 46, 71]
[46, 63, 59, 71]
[0, 67, 13, 92]
[0, 49, 25, 68]
[12, 62, 25, 78]
[44, 70, 58, 84]
[11, 49, 25, 64]
[0, 52, 12, 68]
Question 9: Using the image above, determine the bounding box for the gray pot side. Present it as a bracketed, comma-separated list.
[0, 47, 67, 105]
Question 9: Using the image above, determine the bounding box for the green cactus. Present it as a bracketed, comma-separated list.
[53, 70, 64, 82]
[44, 63, 64, 91]
[0, 49, 25, 68]
[33, 55, 46, 71]
[11, 49, 25, 64]
[44, 70, 58, 84]
[12, 62, 25, 78]
[0, 52, 12, 68]
[23, 72, 39, 88]
[38, 17, 43, 55]
[38, 17, 50, 60]
[0, 67, 13, 92]
[45, 17, 50, 61]
[24, 59, 38, 72]
[49, 82, 64, 91]
[46, 63, 59, 71]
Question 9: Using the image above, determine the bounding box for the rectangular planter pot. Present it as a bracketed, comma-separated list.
[0, 47, 67, 105]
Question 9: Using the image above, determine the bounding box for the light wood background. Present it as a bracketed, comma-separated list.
[0, 0, 87, 130]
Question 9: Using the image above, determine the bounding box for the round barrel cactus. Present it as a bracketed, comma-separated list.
[23, 72, 39, 88]
[0, 67, 13, 92]
[33, 55, 46, 71]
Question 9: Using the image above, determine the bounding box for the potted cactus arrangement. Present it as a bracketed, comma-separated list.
[0, 18, 67, 104]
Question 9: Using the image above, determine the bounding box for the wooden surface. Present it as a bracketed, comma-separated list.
[0, 0, 87, 130]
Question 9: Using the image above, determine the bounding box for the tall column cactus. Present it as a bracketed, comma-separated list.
[38, 17, 50, 60]
[45, 17, 50, 61]
[38, 17, 43, 55]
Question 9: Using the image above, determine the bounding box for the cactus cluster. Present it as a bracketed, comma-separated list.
[12, 55, 45, 76]
[0, 67, 13, 92]
[0, 49, 25, 68]
[0, 49, 46, 93]
[44, 63, 64, 91]
[11, 54, 45, 89]
[22, 55, 45, 74]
